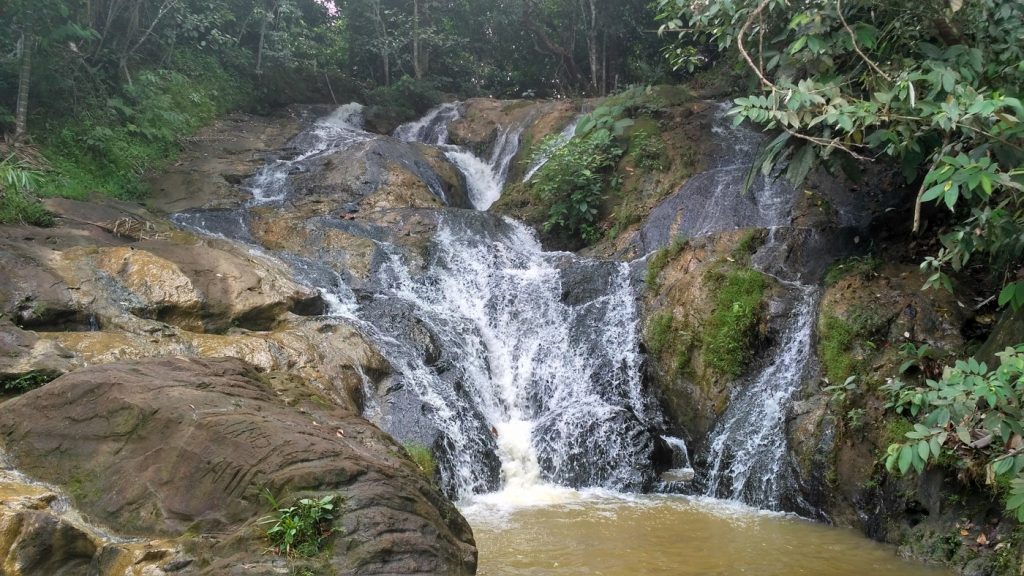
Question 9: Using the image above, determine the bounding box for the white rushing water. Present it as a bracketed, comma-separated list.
[356, 217, 662, 499]
[395, 103, 525, 210]
[702, 280, 819, 508]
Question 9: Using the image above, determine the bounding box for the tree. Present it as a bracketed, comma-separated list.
[658, 0, 1024, 305]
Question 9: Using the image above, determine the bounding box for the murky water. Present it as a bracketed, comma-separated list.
[462, 492, 950, 576]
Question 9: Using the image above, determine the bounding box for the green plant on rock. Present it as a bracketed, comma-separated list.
[529, 128, 624, 244]
[702, 266, 767, 377]
[646, 312, 677, 355]
[881, 346, 1024, 521]
[823, 255, 882, 287]
[260, 491, 338, 558]
[1, 371, 56, 394]
[630, 129, 668, 172]
[819, 306, 889, 384]
[0, 154, 51, 226]
[403, 443, 437, 482]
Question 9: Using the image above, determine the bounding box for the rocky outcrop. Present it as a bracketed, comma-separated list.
[0, 357, 476, 575]
[641, 230, 777, 448]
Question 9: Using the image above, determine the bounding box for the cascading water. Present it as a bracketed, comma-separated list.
[395, 103, 526, 210]
[354, 217, 662, 498]
[701, 277, 819, 508]
[172, 103, 667, 503]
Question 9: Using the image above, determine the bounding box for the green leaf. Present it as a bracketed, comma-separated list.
[921, 183, 946, 202]
[917, 440, 930, 460]
[898, 444, 914, 474]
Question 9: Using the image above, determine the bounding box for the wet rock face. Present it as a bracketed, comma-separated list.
[0, 357, 477, 575]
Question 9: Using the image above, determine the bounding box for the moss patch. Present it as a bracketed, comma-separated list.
[403, 443, 437, 484]
[819, 306, 889, 383]
[702, 266, 768, 377]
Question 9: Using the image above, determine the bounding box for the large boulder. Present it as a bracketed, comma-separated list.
[0, 357, 476, 575]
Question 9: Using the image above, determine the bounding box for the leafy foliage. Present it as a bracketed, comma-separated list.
[260, 491, 338, 558]
[881, 346, 1024, 520]
[657, 0, 1024, 305]
[629, 129, 669, 172]
[0, 371, 56, 394]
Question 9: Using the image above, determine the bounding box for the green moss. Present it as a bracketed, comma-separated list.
[701, 266, 767, 377]
[645, 236, 688, 291]
[403, 443, 437, 483]
[824, 255, 882, 287]
[820, 306, 889, 383]
[646, 312, 676, 355]
[883, 417, 914, 446]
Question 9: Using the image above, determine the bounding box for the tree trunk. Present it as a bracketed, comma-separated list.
[256, 1, 273, 74]
[585, 0, 599, 93]
[412, 0, 422, 79]
[371, 0, 390, 85]
[14, 32, 31, 142]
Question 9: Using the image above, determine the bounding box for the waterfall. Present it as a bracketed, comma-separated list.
[354, 217, 662, 498]
[701, 278, 819, 508]
[172, 104, 666, 502]
[395, 103, 525, 210]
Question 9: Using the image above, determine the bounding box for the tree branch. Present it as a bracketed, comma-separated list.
[837, 0, 892, 82]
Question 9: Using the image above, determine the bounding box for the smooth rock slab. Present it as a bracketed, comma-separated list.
[0, 357, 476, 575]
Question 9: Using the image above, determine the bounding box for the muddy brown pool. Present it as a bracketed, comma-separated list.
[461, 492, 950, 576]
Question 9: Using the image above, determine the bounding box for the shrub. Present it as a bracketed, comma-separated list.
[0, 154, 52, 226]
[529, 130, 622, 244]
[260, 492, 338, 558]
[702, 266, 767, 377]
[630, 129, 668, 172]
[881, 346, 1024, 521]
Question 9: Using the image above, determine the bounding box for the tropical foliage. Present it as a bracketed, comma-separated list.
[881, 347, 1024, 520]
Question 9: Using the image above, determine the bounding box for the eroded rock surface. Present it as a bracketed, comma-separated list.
[0, 357, 476, 575]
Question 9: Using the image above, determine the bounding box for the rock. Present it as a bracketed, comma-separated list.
[0, 477, 190, 576]
[145, 109, 312, 214]
[0, 357, 476, 575]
